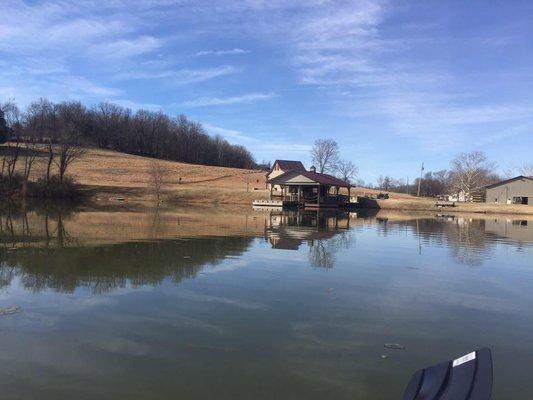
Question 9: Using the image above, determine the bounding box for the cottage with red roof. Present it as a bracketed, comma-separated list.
[266, 160, 306, 192]
[266, 160, 353, 208]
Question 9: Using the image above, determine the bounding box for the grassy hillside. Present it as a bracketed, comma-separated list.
[3, 144, 532, 215]
[72, 148, 271, 206]
[3, 144, 269, 206]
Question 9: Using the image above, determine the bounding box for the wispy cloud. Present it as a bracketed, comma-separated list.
[180, 92, 276, 107]
[204, 123, 312, 161]
[196, 48, 250, 56]
[0, 62, 121, 105]
[115, 66, 241, 84]
[1, 0, 532, 172]
[287, 0, 389, 87]
[343, 90, 533, 150]
[111, 99, 162, 111]
[91, 36, 163, 59]
[204, 124, 246, 140]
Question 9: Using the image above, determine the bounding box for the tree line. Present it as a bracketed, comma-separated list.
[0, 98, 256, 169]
[309, 138, 531, 201]
[374, 151, 508, 200]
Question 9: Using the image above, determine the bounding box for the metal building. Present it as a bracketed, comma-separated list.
[485, 175, 533, 205]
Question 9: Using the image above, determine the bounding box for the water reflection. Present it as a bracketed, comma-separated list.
[0, 206, 532, 294]
[0, 205, 532, 399]
[264, 210, 355, 268]
[0, 205, 256, 293]
[354, 212, 533, 266]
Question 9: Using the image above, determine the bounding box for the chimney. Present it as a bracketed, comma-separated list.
[310, 166, 316, 172]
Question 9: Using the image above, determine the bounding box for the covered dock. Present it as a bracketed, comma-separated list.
[267, 167, 353, 208]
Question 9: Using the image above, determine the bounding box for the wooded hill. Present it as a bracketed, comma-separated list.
[0, 99, 256, 169]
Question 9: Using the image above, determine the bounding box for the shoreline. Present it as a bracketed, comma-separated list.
[4, 184, 532, 217]
[2, 145, 530, 217]
[80, 186, 533, 217]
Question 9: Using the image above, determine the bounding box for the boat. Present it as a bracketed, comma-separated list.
[403, 348, 493, 399]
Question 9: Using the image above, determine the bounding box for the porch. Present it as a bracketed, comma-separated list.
[270, 184, 353, 208]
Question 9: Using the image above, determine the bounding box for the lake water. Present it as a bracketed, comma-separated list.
[0, 206, 532, 399]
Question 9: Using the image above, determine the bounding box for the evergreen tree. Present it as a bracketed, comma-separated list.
[0, 110, 9, 144]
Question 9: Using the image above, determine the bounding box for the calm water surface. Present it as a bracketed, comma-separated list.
[0, 207, 532, 399]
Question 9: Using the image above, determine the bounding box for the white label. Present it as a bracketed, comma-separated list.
[453, 351, 476, 367]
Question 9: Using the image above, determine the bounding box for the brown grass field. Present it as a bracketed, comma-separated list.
[2, 144, 533, 215]
[3, 144, 269, 207]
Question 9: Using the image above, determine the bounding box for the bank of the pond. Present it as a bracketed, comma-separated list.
[355, 196, 533, 216]
[4, 144, 531, 215]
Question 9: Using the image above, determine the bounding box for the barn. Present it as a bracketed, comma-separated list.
[485, 175, 533, 205]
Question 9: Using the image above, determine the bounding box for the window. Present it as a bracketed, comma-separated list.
[512, 196, 529, 205]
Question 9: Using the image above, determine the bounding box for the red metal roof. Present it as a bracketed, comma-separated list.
[268, 170, 352, 188]
[272, 160, 306, 171]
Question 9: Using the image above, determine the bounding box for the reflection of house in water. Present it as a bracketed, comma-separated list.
[485, 218, 532, 243]
[264, 210, 350, 250]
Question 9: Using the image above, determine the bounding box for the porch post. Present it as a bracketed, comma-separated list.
[317, 184, 321, 206]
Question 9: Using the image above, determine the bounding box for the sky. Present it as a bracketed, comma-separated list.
[0, 0, 532, 184]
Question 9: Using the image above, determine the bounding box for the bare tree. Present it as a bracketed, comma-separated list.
[519, 163, 533, 177]
[0, 100, 20, 142]
[4, 98, 258, 171]
[0, 110, 9, 144]
[21, 138, 40, 196]
[377, 175, 392, 190]
[311, 138, 339, 173]
[450, 151, 497, 201]
[150, 160, 170, 202]
[1, 142, 21, 196]
[53, 129, 86, 183]
[334, 159, 358, 183]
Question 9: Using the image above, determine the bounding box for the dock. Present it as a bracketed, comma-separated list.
[252, 199, 299, 208]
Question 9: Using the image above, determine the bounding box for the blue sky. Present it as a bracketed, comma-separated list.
[0, 0, 532, 183]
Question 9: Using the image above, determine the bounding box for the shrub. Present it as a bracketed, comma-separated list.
[0, 173, 24, 197]
[29, 175, 81, 198]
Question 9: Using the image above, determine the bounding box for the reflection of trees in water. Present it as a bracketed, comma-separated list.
[309, 240, 334, 269]
[0, 237, 253, 294]
[308, 231, 352, 269]
[443, 219, 488, 266]
[374, 216, 491, 266]
[0, 207, 254, 293]
[265, 210, 353, 269]
[0, 203, 78, 250]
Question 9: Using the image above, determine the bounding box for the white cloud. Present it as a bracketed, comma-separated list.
[91, 36, 163, 59]
[1, 0, 531, 159]
[0, 66, 121, 106]
[339, 89, 533, 150]
[111, 99, 162, 111]
[0, 2, 132, 53]
[204, 123, 312, 161]
[196, 48, 250, 56]
[204, 124, 246, 139]
[180, 92, 276, 107]
[115, 66, 241, 84]
[287, 0, 389, 87]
